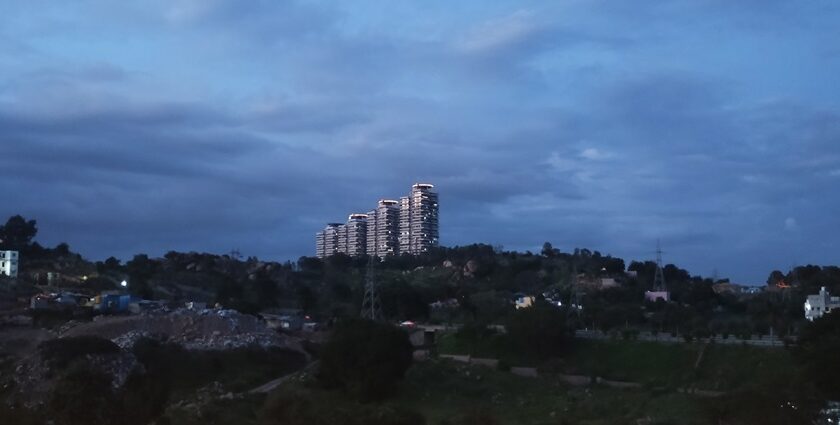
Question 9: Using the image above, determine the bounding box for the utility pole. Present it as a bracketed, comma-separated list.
[361, 256, 383, 321]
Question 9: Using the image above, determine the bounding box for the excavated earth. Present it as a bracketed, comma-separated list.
[61, 309, 306, 352]
[2, 309, 308, 409]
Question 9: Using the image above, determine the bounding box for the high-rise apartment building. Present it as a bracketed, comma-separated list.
[315, 223, 342, 259]
[399, 183, 439, 254]
[315, 231, 325, 258]
[367, 200, 400, 257]
[336, 225, 348, 255]
[316, 183, 439, 258]
[345, 214, 368, 257]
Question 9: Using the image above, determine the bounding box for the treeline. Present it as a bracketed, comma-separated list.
[5, 214, 840, 339]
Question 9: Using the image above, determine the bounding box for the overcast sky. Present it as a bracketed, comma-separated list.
[2, 1, 839, 284]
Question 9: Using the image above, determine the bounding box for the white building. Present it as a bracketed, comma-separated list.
[644, 290, 670, 303]
[515, 295, 535, 309]
[0, 250, 19, 278]
[804, 287, 840, 321]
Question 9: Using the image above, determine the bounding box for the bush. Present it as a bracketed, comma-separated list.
[260, 388, 344, 425]
[796, 312, 840, 400]
[47, 366, 120, 425]
[0, 403, 42, 425]
[703, 385, 822, 425]
[260, 387, 425, 425]
[318, 319, 413, 401]
[38, 336, 120, 369]
[506, 303, 571, 358]
[131, 337, 307, 393]
[439, 409, 500, 425]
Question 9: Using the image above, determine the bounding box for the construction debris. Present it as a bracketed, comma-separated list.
[61, 308, 305, 352]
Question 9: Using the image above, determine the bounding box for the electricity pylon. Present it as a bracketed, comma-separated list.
[361, 256, 383, 321]
[653, 240, 667, 292]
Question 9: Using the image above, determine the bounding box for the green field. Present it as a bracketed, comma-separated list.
[184, 359, 711, 425]
[437, 332, 799, 393]
[396, 360, 708, 425]
[161, 336, 805, 424]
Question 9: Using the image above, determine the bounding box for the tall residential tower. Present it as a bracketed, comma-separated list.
[315, 183, 439, 258]
[367, 199, 401, 257]
[399, 183, 439, 254]
[345, 213, 368, 257]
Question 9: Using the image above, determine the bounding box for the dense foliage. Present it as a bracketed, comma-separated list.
[260, 387, 425, 425]
[506, 302, 572, 358]
[0, 215, 38, 252]
[38, 336, 120, 369]
[8, 213, 840, 344]
[318, 319, 414, 401]
[797, 311, 840, 400]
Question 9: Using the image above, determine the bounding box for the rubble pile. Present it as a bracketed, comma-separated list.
[61, 308, 305, 352]
[10, 350, 140, 408]
[167, 381, 241, 417]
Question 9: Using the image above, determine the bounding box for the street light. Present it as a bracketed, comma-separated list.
[120, 280, 128, 288]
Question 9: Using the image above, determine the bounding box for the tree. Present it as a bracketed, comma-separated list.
[796, 311, 840, 400]
[766, 270, 785, 287]
[541, 242, 558, 258]
[317, 319, 413, 401]
[298, 256, 323, 273]
[54, 242, 71, 256]
[126, 254, 156, 299]
[506, 302, 572, 358]
[0, 215, 38, 251]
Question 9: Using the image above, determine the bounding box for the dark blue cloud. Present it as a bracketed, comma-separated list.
[0, 1, 839, 283]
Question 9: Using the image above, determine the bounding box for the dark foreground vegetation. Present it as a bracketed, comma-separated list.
[2, 214, 840, 423]
[0, 335, 307, 425]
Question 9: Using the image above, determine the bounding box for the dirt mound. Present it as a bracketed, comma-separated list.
[62, 309, 305, 352]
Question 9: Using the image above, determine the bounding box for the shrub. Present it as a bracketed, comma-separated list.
[317, 319, 413, 401]
[47, 366, 120, 425]
[38, 336, 120, 369]
[0, 403, 42, 425]
[796, 311, 840, 400]
[506, 303, 571, 358]
[260, 387, 425, 425]
[439, 409, 500, 425]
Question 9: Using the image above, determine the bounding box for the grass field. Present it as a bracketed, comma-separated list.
[437, 331, 799, 393]
[397, 359, 709, 425]
[160, 336, 803, 424]
[158, 348, 806, 425]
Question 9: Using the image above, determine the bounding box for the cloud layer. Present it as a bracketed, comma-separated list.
[1, 1, 839, 283]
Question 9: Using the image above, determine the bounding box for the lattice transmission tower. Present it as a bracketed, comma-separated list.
[361, 256, 383, 321]
[653, 240, 667, 291]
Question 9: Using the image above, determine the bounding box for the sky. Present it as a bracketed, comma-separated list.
[1, 1, 839, 284]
